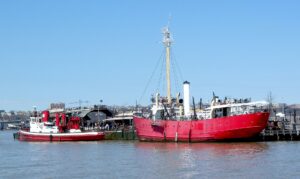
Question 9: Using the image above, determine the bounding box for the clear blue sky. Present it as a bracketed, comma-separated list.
[1, 0, 300, 110]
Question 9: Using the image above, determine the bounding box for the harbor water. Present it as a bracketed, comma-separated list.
[1, 131, 300, 179]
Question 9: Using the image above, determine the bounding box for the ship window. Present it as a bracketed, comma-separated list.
[223, 108, 228, 117]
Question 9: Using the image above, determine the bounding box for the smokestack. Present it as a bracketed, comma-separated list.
[61, 113, 66, 126]
[55, 113, 60, 127]
[183, 81, 190, 116]
[42, 110, 49, 123]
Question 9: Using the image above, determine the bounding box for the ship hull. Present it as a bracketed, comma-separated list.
[17, 130, 105, 142]
[134, 112, 269, 142]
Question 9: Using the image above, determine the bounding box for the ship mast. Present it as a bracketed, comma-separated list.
[163, 26, 172, 104]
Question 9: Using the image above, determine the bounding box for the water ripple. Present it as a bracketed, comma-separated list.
[1, 131, 300, 179]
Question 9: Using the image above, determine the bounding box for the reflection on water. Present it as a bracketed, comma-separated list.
[134, 142, 269, 178]
[1, 131, 300, 179]
[135, 142, 268, 155]
[135, 141, 269, 162]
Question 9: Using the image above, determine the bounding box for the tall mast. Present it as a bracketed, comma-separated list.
[163, 26, 172, 104]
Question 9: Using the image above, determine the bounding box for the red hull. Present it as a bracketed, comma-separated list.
[134, 112, 269, 142]
[17, 130, 105, 142]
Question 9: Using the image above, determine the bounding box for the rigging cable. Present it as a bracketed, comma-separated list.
[171, 49, 184, 83]
[170, 47, 180, 94]
[138, 49, 165, 104]
[156, 48, 166, 93]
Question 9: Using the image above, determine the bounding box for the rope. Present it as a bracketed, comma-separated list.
[138, 46, 185, 104]
[171, 48, 184, 82]
[170, 47, 180, 94]
[156, 49, 165, 93]
[161, 53, 166, 96]
[138, 50, 164, 104]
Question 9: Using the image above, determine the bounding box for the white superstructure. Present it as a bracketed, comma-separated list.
[29, 117, 59, 133]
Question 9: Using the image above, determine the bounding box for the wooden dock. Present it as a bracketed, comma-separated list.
[259, 118, 300, 141]
[104, 129, 137, 140]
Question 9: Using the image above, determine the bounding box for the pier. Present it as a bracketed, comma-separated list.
[104, 129, 137, 140]
[257, 108, 300, 141]
[260, 120, 300, 141]
[0, 120, 21, 130]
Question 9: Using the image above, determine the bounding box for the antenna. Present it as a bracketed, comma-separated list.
[32, 106, 37, 117]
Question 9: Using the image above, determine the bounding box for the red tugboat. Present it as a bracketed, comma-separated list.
[17, 110, 104, 142]
[133, 26, 270, 142]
